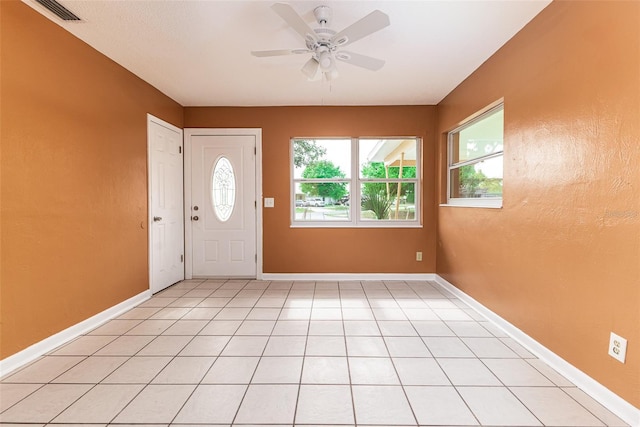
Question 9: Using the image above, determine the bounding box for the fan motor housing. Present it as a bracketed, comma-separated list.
[315, 28, 336, 40]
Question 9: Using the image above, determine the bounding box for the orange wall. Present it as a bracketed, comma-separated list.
[185, 106, 436, 274]
[0, 1, 183, 358]
[436, 1, 639, 407]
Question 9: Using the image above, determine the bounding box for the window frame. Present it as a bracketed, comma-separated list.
[445, 103, 504, 209]
[291, 137, 422, 228]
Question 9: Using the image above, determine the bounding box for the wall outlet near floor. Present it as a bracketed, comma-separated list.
[416, 251, 423, 261]
[608, 332, 627, 363]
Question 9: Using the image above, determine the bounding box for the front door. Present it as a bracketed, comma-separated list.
[188, 133, 257, 277]
[148, 115, 184, 293]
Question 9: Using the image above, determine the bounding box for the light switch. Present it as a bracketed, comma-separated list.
[264, 197, 275, 208]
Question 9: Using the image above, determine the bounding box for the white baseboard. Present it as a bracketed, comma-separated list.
[261, 273, 436, 281]
[0, 290, 151, 378]
[434, 275, 640, 427]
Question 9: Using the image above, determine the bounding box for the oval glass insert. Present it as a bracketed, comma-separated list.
[211, 156, 236, 222]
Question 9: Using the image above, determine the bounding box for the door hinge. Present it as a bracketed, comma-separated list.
[255, 200, 257, 208]
[255, 254, 257, 262]
[180, 254, 184, 263]
[254, 147, 257, 155]
[179, 146, 182, 154]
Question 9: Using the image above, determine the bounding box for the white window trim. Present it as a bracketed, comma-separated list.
[440, 198, 502, 209]
[446, 103, 504, 209]
[291, 137, 422, 228]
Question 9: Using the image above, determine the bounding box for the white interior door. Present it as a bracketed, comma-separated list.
[148, 115, 184, 293]
[189, 134, 256, 277]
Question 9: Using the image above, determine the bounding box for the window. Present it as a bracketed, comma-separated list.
[212, 156, 236, 222]
[291, 137, 421, 227]
[447, 104, 503, 208]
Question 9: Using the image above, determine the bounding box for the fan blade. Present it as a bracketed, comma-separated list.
[271, 3, 318, 44]
[331, 10, 390, 47]
[251, 48, 310, 57]
[335, 51, 385, 71]
[301, 57, 320, 80]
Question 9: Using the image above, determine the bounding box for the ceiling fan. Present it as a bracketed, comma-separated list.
[251, 3, 390, 81]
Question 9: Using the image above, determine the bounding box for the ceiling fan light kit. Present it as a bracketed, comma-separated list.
[251, 2, 390, 81]
[318, 50, 332, 70]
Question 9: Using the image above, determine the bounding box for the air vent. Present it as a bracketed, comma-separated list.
[34, 0, 81, 21]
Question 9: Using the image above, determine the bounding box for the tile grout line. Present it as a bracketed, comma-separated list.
[109, 278, 225, 424]
[291, 280, 317, 427]
[204, 278, 268, 426]
[1, 287, 172, 419]
[1, 278, 628, 427]
[377, 280, 423, 427]
[281, 280, 311, 426]
[420, 279, 538, 426]
[166, 277, 248, 426]
[4, 324, 132, 424]
[230, 279, 296, 426]
[109, 278, 223, 424]
[425, 281, 621, 427]
[342, 280, 360, 427]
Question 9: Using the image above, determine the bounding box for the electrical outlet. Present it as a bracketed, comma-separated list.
[264, 197, 274, 208]
[608, 332, 627, 363]
[416, 251, 422, 261]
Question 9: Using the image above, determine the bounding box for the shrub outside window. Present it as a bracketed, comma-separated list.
[447, 104, 503, 208]
[291, 137, 421, 227]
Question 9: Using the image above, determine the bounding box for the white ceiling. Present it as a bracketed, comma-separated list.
[25, 0, 551, 107]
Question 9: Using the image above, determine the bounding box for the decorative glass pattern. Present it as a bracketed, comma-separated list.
[212, 156, 236, 222]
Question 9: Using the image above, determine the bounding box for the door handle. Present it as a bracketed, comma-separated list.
[192, 216, 199, 221]
[153, 216, 162, 222]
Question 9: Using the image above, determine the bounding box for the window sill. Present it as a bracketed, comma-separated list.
[440, 199, 502, 209]
[291, 223, 423, 229]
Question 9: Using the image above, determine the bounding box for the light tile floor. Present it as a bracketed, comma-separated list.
[0, 279, 629, 426]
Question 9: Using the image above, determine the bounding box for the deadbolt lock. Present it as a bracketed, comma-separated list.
[193, 206, 199, 211]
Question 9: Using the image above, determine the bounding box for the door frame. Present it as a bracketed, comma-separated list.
[184, 128, 263, 279]
[147, 114, 185, 293]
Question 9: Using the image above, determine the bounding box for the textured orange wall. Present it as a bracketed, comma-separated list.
[436, 1, 639, 407]
[0, 1, 183, 358]
[185, 106, 436, 274]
